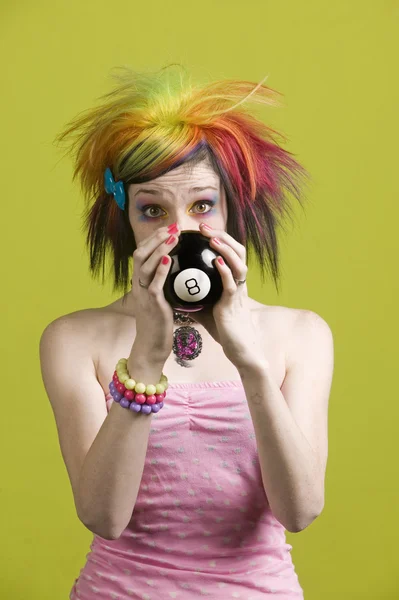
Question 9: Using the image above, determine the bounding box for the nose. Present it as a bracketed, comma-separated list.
[171, 220, 202, 233]
[179, 225, 201, 233]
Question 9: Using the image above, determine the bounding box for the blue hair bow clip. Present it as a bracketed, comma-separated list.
[104, 167, 126, 211]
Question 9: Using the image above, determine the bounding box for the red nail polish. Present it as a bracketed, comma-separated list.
[217, 257, 224, 266]
[201, 223, 211, 230]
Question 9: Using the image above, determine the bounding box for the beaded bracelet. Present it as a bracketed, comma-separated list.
[108, 358, 168, 415]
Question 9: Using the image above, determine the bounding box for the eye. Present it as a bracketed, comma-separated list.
[191, 200, 215, 214]
[141, 200, 215, 219]
[142, 204, 165, 219]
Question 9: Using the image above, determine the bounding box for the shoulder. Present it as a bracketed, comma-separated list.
[257, 301, 333, 339]
[255, 301, 333, 366]
[290, 308, 334, 343]
[42, 308, 102, 330]
[285, 308, 334, 370]
[254, 301, 300, 339]
[40, 306, 134, 366]
[40, 308, 109, 347]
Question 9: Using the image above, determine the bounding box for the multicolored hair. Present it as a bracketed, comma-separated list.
[55, 64, 310, 298]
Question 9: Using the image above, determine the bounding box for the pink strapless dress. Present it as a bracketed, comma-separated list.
[69, 381, 304, 599]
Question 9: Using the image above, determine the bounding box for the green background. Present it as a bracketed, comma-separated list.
[1, 0, 398, 598]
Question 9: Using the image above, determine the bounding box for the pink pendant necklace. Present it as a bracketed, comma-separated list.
[172, 310, 203, 368]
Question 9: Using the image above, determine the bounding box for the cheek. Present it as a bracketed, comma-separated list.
[137, 214, 155, 223]
[210, 212, 228, 230]
[200, 212, 214, 221]
[130, 218, 160, 247]
[128, 217, 142, 242]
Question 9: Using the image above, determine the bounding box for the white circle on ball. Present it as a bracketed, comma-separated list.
[173, 268, 211, 303]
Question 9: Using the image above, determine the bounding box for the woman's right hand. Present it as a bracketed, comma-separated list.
[130, 224, 180, 362]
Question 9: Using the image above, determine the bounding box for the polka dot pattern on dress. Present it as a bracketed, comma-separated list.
[69, 382, 304, 599]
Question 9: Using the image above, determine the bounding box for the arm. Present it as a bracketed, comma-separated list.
[77, 349, 164, 539]
[238, 310, 334, 533]
[40, 316, 166, 541]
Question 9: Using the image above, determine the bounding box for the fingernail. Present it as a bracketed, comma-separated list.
[166, 234, 176, 245]
[200, 223, 211, 230]
[167, 222, 178, 233]
[217, 257, 224, 265]
[212, 237, 221, 245]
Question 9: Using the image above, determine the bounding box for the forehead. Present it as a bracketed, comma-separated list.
[129, 161, 220, 193]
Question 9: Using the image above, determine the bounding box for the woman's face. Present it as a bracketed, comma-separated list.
[127, 160, 228, 245]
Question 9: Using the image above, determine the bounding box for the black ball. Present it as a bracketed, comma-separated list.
[163, 230, 229, 312]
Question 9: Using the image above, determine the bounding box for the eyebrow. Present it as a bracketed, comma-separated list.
[133, 185, 218, 197]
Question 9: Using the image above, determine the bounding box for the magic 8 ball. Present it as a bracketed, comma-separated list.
[163, 230, 230, 312]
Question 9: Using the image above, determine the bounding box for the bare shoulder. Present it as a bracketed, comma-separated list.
[287, 307, 334, 342]
[252, 300, 300, 337]
[47, 301, 331, 346]
[48, 303, 131, 326]
[42, 307, 117, 351]
[257, 300, 332, 335]
[43, 303, 137, 364]
[252, 300, 333, 364]
[43, 307, 106, 333]
[281, 306, 334, 369]
[45, 302, 333, 387]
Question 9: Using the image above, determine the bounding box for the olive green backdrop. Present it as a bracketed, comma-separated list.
[1, 0, 398, 598]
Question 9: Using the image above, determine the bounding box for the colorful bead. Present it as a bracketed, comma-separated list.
[146, 384, 157, 396]
[155, 383, 165, 395]
[124, 378, 137, 390]
[135, 382, 147, 394]
[129, 402, 141, 413]
[135, 393, 146, 404]
[109, 360, 169, 417]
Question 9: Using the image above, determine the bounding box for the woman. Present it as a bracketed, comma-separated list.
[40, 65, 334, 599]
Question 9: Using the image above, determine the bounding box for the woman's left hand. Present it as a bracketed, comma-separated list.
[190, 223, 267, 372]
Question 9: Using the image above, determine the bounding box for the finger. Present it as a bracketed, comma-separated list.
[199, 224, 246, 260]
[210, 240, 248, 282]
[139, 234, 179, 283]
[147, 254, 171, 295]
[133, 227, 179, 266]
[137, 222, 179, 248]
[215, 257, 236, 294]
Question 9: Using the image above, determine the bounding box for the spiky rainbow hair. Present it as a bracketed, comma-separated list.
[55, 64, 309, 297]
